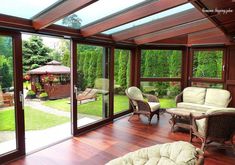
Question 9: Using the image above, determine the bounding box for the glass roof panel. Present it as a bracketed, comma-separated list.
[0, 0, 59, 19]
[55, 0, 148, 29]
[103, 3, 194, 35]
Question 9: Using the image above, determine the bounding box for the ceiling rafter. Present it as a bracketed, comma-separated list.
[190, 0, 233, 40]
[134, 18, 215, 45]
[33, 0, 98, 30]
[80, 0, 190, 37]
[112, 8, 205, 41]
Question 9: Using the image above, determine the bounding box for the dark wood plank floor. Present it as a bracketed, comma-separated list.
[6, 113, 235, 165]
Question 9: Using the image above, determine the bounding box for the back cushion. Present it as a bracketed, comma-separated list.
[127, 87, 144, 101]
[205, 89, 231, 107]
[183, 87, 206, 104]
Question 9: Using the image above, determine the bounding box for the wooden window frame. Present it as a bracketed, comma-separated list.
[189, 48, 226, 86]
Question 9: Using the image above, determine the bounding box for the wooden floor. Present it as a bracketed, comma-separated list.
[7, 113, 235, 165]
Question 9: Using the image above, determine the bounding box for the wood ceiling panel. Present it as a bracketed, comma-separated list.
[112, 8, 205, 41]
[200, 0, 235, 9]
[33, 0, 98, 30]
[80, 0, 188, 37]
[134, 18, 215, 45]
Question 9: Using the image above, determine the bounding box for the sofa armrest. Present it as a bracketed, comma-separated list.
[143, 93, 159, 102]
[175, 91, 183, 104]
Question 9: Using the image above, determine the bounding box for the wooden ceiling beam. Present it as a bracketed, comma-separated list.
[80, 0, 189, 37]
[190, 0, 232, 40]
[33, 0, 98, 30]
[112, 8, 205, 41]
[134, 18, 215, 45]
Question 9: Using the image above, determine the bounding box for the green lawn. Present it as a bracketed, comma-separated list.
[0, 106, 69, 131]
[43, 95, 176, 116]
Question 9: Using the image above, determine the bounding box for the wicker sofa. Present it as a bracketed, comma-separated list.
[175, 87, 232, 112]
[106, 141, 204, 165]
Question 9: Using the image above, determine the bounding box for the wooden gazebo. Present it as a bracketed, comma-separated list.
[27, 60, 70, 99]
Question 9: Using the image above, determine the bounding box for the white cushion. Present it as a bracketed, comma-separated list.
[127, 86, 144, 101]
[205, 89, 231, 108]
[177, 102, 215, 112]
[148, 102, 160, 112]
[183, 87, 206, 104]
[106, 141, 198, 165]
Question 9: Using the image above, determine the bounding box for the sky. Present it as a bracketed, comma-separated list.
[22, 33, 62, 49]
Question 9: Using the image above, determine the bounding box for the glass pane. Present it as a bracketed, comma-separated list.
[55, 0, 147, 29]
[22, 34, 71, 153]
[77, 44, 109, 127]
[0, 0, 59, 19]
[141, 50, 182, 78]
[140, 81, 180, 108]
[192, 50, 223, 79]
[191, 82, 223, 89]
[0, 36, 16, 155]
[114, 49, 130, 114]
[103, 3, 194, 34]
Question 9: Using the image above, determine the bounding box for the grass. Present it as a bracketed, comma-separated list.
[0, 106, 69, 131]
[43, 95, 176, 116]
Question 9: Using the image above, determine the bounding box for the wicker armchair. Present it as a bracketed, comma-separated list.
[190, 109, 235, 151]
[125, 86, 160, 124]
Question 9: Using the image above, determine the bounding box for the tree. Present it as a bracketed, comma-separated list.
[23, 36, 52, 73]
[87, 52, 97, 87]
[0, 62, 12, 88]
[118, 50, 129, 88]
[62, 14, 82, 29]
[96, 52, 103, 78]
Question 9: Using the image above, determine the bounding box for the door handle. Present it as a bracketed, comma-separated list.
[19, 91, 24, 108]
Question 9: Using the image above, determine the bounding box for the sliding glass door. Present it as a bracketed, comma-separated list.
[0, 32, 25, 163]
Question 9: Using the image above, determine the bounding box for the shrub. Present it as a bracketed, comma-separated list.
[39, 92, 48, 98]
[27, 90, 36, 96]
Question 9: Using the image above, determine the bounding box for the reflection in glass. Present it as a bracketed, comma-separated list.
[77, 44, 109, 127]
[141, 50, 182, 78]
[0, 36, 16, 155]
[140, 81, 180, 108]
[193, 50, 223, 79]
[114, 49, 130, 114]
[55, 0, 147, 29]
[0, 0, 59, 19]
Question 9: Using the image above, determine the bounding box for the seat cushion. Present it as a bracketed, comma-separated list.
[106, 141, 198, 165]
[148, 102, 160, 112]
[177, 102, 215, 112]
[205, 88, 231, 108]
[183, 87, 206, 104]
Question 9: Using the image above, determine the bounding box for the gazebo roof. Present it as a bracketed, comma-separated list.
[27, 61, 70, 75]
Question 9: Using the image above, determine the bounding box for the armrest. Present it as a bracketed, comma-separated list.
[133, 99, 151, 112]
[143, 93, 159, 102]
[175, 91, 183, 104]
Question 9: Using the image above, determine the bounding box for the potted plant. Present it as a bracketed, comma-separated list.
[26, 90, 36, 99]
[39, 92, 48, 101]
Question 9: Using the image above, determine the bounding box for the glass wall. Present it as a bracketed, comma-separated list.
[76, 44, 109, 127]
[114, 49, 130, 114]
[141, 50, 182, 78]
[192, 50, 223, 79]
[0, 35, 16, 155]
[140, 81, 180, 108]
[140, 49, 182, 109]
